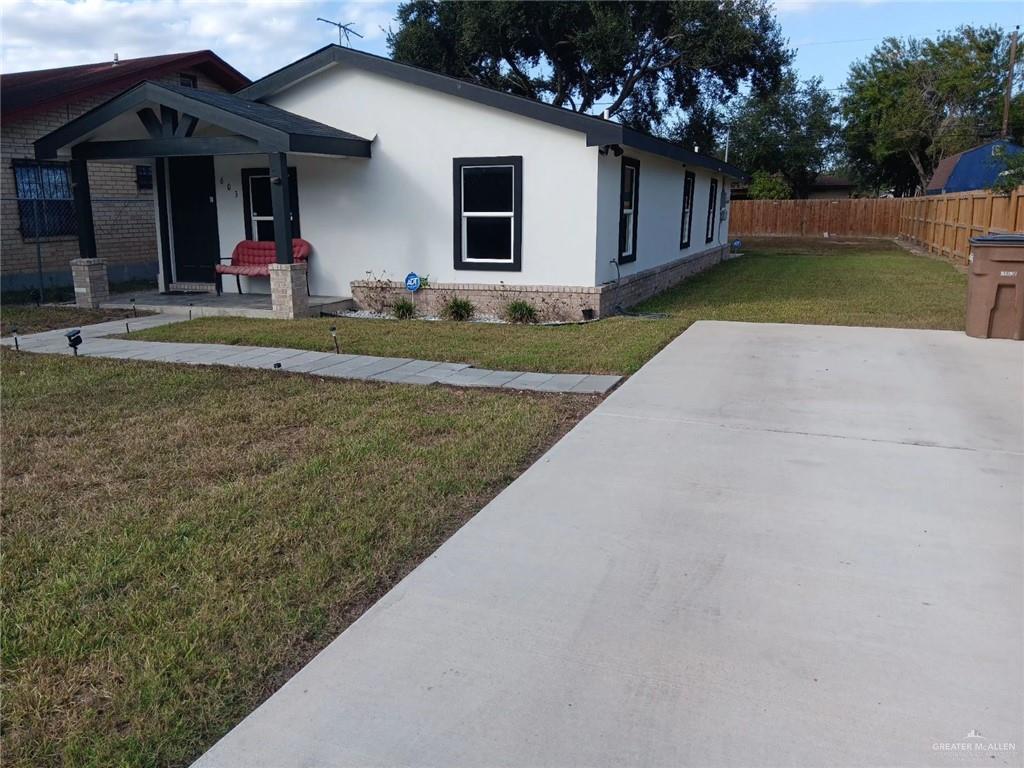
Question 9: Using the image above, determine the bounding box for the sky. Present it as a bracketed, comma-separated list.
[0, 0, 1020, 96]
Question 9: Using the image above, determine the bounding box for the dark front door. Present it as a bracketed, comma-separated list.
[169, 156, 220, 282]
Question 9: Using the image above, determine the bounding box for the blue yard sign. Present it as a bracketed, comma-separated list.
[404, 272, 421, 292]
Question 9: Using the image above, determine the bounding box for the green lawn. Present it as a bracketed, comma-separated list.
[1, 305, 153, 336]
[126, 238, 967, 374]
[0, 350, 593, 767]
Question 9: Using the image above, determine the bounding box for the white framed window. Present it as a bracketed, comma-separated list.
[680, 170, 695, 249]
[453, 156, 522, 271]
[619, 157, 640, 263]
[241, 167, 300, 241]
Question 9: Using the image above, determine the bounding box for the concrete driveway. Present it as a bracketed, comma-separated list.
[195, 322, 1023, 768]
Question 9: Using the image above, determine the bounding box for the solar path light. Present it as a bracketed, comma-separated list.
[65, 328, 82, 356]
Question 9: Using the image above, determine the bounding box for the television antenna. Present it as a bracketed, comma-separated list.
[317, 18, 364, 46]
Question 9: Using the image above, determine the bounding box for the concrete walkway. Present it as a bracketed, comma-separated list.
[2, 317, 621, 394]
[193, 321, 1022, 768]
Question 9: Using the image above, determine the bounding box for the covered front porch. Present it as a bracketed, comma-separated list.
[103, 289, 353, 319]
[35, 80, 371, 318]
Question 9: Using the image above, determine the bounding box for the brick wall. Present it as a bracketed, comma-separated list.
[1, 69, 228, 292]
[351, 245, 728, 321]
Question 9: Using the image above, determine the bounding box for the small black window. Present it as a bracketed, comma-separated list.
[705, 177, 718, 244]
[178, 73, 198, 88]
[12, 160, 76, 239]
[135, 164, 153, 191]
[618, 157, 640, 264]
[680, 171, 695, 249]
[453, 156, 522, 271]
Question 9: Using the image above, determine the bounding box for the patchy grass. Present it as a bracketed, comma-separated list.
[1, 305, 153, 336]
[125, 239, 966, 374]
[0, 350, 594, 767]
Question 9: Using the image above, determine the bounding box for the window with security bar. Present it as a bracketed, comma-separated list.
[12, 160, 77, 239]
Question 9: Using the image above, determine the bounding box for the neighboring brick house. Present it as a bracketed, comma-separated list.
[1, 51, 248, 292]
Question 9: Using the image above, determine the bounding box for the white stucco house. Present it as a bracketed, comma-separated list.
[36, 45, 745, 320]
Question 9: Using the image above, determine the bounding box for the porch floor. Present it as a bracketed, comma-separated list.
[103, 290, 354, 319]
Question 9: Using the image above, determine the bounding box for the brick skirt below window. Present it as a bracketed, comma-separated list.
[351, 245, 727, 321]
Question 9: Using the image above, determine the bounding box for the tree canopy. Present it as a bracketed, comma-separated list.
[747, 170, 793, 199]
[842, 25, 1023, 196]
[724, 71, 839, 197]
[386, 0, 790, 135]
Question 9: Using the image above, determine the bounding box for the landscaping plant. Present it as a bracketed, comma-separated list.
[392, 298, 416, 319]
[504, 300, 538, 324]
[442, 296, 475, 321]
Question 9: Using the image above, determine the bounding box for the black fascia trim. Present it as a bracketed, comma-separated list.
[236, 46, 339, 100]
[241, 166, 301, 240]
[70, 136, 262, 160]
[288, 134, 371, 157]
[618, 156, 640, 265]
[36, 81, 290, 159]
[240, 45, 748, 180]
[680, 170, 695, 250]
[452, 155, 522, 272]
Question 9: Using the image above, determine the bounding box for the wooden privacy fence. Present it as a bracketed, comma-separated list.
[899, 187, 1023, 263]
[731, 187, 1024, 264]
[730, 198, 904, 237]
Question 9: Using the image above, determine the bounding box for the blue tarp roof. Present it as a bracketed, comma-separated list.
[927, 139, 1023, 195]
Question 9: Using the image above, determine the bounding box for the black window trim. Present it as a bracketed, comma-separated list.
[11, 158, 77, 240]
[452, 155, 523, 272]
[680, 170, 695, 250]
[240, 166, 300, 241]
[618, 156, 640, 264]
[705, 177, 718, 244]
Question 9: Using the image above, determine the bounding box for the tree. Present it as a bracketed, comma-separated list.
[725, 71, 839, 197]
[747, 171, 793, 199]
[842, 26, 1023, 195]
[386, 0, 790, 136]
[990, 145, 1024, 193]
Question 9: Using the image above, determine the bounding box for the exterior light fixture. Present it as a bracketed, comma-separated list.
[130, 297, 137, 317]
[65, 328, 82, 355]
[273, 362, 282, 369]
[11, 327, 19, 351]
[330, 325, 340, 354]
[188, 301, 193, 321]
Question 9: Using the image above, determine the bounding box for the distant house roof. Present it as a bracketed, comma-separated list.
[812, 174, 856, 190]
[927, 139, 1023, 195]
[239, 44, 748, 180]
[1, 51, 250, 121]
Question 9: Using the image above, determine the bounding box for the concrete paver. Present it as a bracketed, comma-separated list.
[2, 317, 621, 394]
[193, 321, 1023, 768]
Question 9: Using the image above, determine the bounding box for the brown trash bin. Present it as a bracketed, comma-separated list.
[966, 234, 1024, 340]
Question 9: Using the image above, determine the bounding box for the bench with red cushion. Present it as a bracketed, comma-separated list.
[215, 239, 312, 294]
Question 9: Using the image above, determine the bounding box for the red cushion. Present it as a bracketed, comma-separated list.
[228, 238, 311, 268]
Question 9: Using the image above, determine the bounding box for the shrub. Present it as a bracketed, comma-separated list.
[504, 299, 538, 324]
[442, 296, 475, 321]
[392, 298, 416, 319]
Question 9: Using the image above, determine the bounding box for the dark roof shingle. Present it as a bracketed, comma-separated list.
[1, 51, 249, 119]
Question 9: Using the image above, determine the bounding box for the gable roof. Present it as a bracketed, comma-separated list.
[35, 81, 371, 160]
[239, 44, 747, 180]
[927, 139, 1024, 194]
[1, 51, 250, 121]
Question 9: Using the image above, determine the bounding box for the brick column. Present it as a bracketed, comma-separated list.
[268, 262, 309, 319]
[70, 258, 109, 308]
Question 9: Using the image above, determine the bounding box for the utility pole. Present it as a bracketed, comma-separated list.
[1003, 25, 1019, 138]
